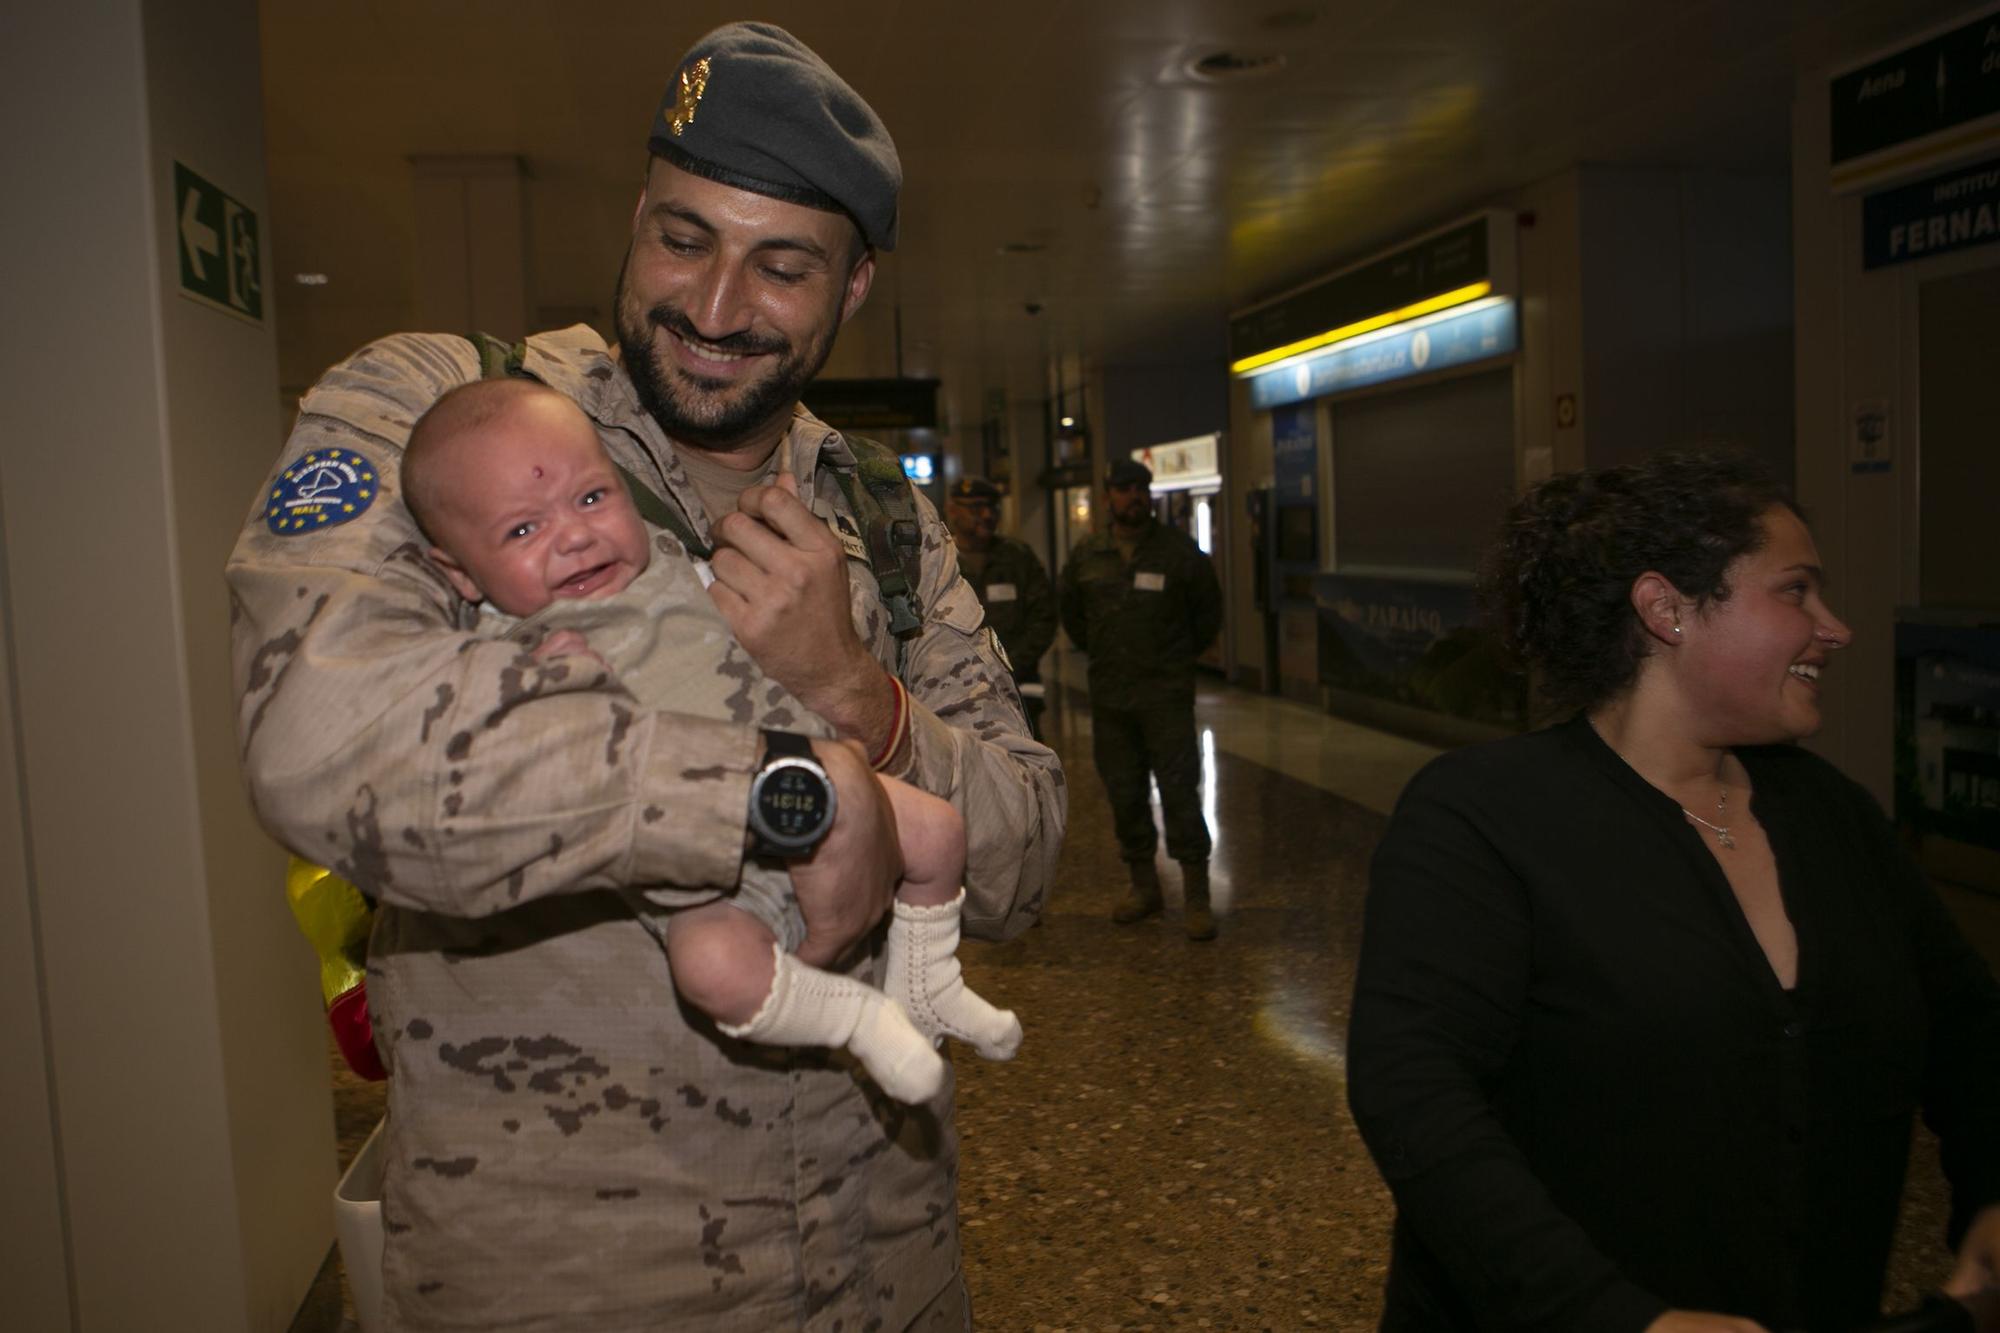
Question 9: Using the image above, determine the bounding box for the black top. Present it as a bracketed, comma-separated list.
[1347, 716, 2000, 1332]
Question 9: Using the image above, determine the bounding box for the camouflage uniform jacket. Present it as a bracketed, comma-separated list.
[1058, 518, 1223, 711]
[226, 327, 1065, 1331]
[960, 535, 1055, 683]
[479, 549, 832, 950]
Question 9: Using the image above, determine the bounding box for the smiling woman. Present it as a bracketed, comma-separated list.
[1347, 450, 2000, 1332]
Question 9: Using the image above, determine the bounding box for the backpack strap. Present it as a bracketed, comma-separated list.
[465, 332, 712, 558]
[829, 433, 926, 639]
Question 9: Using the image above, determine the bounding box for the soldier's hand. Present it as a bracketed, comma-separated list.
[709, 473, 894, 751]
[789, 737, 900, 968]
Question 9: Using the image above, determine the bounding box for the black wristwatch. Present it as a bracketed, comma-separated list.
[746, 730, 837, 859]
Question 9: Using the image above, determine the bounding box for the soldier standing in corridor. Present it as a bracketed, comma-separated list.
[945, 476, 1056, 738]
[1059, 458, 1223, 940]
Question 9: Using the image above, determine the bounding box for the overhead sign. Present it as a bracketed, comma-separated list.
[1134, 433, 1220, 492]
[1861, 155, 2000, 268]
[1230, 214, 1499, 368]
[801, 377, 940, 431]
[1246, 300, 1516, 412]
[1830, 6, 2000, 190]
[174, 161, 262, 322]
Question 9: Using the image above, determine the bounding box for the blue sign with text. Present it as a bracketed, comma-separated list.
[1862, 156, 2000, 269]
[1246, 300, 1517, 411]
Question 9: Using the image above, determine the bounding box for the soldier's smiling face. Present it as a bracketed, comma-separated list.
[616, 159, 874, 460]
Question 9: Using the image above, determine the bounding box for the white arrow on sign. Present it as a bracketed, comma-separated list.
[180, 186, 218, 281]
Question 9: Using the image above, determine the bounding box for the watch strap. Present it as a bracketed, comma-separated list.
[761, 729, 813, 762]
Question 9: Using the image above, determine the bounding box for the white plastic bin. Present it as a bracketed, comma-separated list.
[334, 1120, 387, 1333]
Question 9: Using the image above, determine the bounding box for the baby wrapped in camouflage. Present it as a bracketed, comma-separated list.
[400, 378, 1023, 1102]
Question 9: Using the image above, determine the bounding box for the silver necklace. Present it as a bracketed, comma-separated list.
[1681, 786, 1735, 849]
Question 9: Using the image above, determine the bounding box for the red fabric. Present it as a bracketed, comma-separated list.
[328, 983, 387, 1081]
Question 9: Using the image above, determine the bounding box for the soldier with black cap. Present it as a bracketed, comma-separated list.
[945, 475, 1056, 738]
[227, 20, 1062, 1330]
[1059, 457, 1224, 939]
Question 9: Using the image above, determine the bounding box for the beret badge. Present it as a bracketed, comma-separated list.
[667, 57, 711, 137]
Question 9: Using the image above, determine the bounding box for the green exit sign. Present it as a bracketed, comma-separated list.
[174, 161, 262, 323]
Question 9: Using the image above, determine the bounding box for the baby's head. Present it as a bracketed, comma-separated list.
[403, 379, 650, 616]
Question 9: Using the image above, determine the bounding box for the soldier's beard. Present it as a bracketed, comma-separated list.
[614, 259, 838, 454]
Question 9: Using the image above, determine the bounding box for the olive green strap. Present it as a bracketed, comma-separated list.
[612, 461, 710, 559]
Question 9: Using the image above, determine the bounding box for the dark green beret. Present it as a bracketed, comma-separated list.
[648, 22, 901, 252]
[950, 476, 1001, 503]
[1107, 459, 1154, 488]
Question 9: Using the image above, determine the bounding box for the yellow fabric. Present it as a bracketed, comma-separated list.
[283, 858, 373, 1004]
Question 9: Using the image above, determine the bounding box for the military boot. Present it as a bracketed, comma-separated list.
[1180, 861, 1217, 941]
[1111, 858, 1164, 923]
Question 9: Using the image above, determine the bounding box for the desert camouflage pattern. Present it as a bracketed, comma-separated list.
[226, 327, 1064, 1331]
[482, 549, 831, 949]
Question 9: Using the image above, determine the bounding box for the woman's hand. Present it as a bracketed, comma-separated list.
[1644, 1313, 1769, 1333]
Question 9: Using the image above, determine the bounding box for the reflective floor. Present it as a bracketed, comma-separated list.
[306, 669, 1989, 1331]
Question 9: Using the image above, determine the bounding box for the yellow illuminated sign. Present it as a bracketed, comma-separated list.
[1228, 280, 1493, 376]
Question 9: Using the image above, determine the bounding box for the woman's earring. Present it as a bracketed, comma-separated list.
[1672, 624, 1683, 635]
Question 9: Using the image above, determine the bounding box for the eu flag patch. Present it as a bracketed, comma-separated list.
[266, 449, 379, 535]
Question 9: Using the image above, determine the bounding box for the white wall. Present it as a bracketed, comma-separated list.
[0, 2, 334, 1328]
[1576, 166, 1794, 482]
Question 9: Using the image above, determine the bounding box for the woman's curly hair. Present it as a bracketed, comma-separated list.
[1480, 449, 1797, 715]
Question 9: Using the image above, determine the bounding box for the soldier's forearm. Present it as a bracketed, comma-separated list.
[233, 583, 759, 916]
[795, 644, 900, 765]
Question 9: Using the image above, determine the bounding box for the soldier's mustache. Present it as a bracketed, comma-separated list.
[648, 306, 789, 358]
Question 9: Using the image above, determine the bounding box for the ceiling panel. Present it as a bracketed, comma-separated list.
[259, 0, 1982, 418]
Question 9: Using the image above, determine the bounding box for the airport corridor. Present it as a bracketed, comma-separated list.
[314, 672, 1978, 1332]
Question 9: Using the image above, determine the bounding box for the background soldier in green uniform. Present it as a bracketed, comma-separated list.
[946, 476, 1056, 738]
[1059, 459, 1224, 939]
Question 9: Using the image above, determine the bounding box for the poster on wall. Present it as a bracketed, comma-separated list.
[1850, 397, 1892, 473]
[1315, 574, 1525, 729]
[1896, 615, 2000, 872]
[1271, 403, 1316, 504]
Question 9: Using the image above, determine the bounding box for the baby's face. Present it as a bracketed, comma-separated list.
[428, 399, 651, 616]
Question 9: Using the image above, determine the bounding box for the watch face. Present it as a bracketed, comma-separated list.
[754, 760, 831, 847]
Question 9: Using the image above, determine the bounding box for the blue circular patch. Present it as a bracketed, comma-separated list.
[265, 449, 380, 535]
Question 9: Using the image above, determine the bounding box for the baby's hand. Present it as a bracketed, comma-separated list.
[532, 629, 609, 672]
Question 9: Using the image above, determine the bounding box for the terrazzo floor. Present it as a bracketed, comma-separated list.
[299, 674, 1982, 1332]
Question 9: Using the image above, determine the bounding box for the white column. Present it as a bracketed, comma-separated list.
[0, 2, 335, 1329]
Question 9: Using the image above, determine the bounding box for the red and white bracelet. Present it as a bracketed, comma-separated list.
[869, 675, 910, 771]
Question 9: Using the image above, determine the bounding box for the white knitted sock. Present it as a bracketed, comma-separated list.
[718, 944, 944, 1104]
[883, 889, 1024, 1061]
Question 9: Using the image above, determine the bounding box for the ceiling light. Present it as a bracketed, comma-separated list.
[294, 272, 329, 286]
[1185, 51, 1286, 83]
[1259, 8, 1319, 29]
